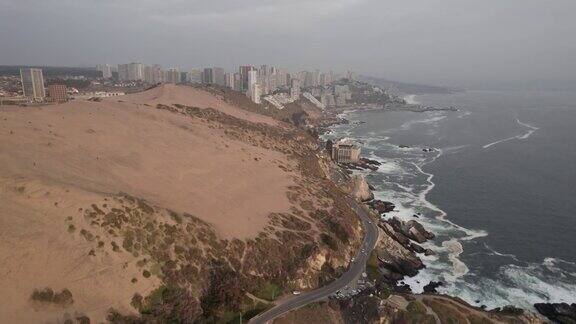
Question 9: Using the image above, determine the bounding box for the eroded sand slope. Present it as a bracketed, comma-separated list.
[0, 85, 297, 322]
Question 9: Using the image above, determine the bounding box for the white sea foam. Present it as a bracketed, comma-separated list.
[403, 94, 420, 105]
[457, 111, 472, 119]
[483, 118, 539, 149]
[400, 114, 448, 131]
[442, 239, 469, 280]
[442, 144, 470, 154]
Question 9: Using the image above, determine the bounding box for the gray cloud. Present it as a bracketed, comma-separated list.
[1, 0, 575, 88]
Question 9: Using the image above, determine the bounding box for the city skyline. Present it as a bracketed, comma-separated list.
[2, 0, 576, 89]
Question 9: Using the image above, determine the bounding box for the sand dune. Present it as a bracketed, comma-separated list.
[115, 83, 279, 126]
[0, 84, 298, 322]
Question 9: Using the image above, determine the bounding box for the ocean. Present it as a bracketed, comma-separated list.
[324, 90, 576, 310]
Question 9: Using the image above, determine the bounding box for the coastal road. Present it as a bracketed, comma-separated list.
[249, 197, 379, 324]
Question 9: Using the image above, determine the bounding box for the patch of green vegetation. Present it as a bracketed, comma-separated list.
[111, 241, 120, 252]
[468, 315, 495, 324]
[320, 233, 338, 250]
[406, 300, 427, 314]
[366, 250, 380, 281]
[423, 298, 468, 324]
[324, 217, 349, 244]
[169, 211, 183, 224]
[30, 288, 74, 307]
[80, 228, 95, 241]
[394, 310, 436, 324]
[252, 281, 282, 301]
[222, 303, 271, 324]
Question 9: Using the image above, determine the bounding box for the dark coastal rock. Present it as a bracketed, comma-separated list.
[424, 249, 436, 256]
[492, 305, 525, 316]
[374, 227, 425, 284]
[367, 200, 395, 214]
[534, 302, 576, 324]
[379, 222, 411, 247]
[386, 217, 434, 244]
[422, 148, 435, 152]
[360, 157, 382, 166]
[399, 144, 410, 148]
[410, 243, 426, 254]
[423, 281, 444, 294]
[405, 220, 435, 243]
[345, 158, 381, 171]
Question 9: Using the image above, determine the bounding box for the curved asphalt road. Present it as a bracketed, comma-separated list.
[249, 197, 379, 324]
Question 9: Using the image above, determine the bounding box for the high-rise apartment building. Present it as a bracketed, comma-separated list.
[188, 69, 203, 83]
[118, 63, 144, 81]
[290, 78, 301, 100]
[239, 65, 256, 92]
[246, 70, 258, 96]
[96, 64, 113, 79]
[164, 68, 180, 84]
[250, 83, 262, 104]
[20, 68, 45, 101]
[202, 67, 225, 86]
[224, 73, 235, 89]
[144, 65, 164, 84]
[203, 68, 214, 84]
[233, 73, 242, 91]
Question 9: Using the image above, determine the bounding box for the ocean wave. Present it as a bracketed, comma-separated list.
[457, 111, 472, 119]
[400, 114, 448, 131]
[403, 94, 420, 105]
[483, 118, 539, 149]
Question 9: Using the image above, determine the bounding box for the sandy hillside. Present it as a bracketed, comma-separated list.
[0, 84, 299, 322]
[115, 83, 279, 126]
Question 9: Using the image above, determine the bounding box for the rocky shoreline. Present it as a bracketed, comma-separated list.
[321, 111, 560, 323]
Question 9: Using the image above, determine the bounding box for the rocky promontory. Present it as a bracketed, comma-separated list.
[534, 302, 576, 324]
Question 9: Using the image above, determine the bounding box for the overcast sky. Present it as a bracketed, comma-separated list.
[1, 0, 575, 87]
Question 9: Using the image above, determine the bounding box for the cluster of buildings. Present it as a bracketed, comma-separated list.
[17, 68, 68, 103]
[4, 63, 359, 109]
[98, 62, 353, 106]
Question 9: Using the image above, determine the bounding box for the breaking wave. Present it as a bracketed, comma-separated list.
[403, 94, 420, 105]
[483, 118, 539, 149]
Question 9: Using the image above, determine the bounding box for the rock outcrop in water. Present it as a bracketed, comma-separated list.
[387, 217, 435, 244]
[534, 302, 576, 324]
[371, 217, 439, 285]
[367, 200, 395, 214]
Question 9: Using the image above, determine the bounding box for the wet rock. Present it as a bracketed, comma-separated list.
[424, 249, 436, 256]
[374, 228, 424, 282]
[534, 302, 576, 324]
[410, 243, 426, 254]
[387, 217, 434, 244]
[406, 220, 435, 243]
[367, 200, 395, 214]
[423, 281, 443, 294]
